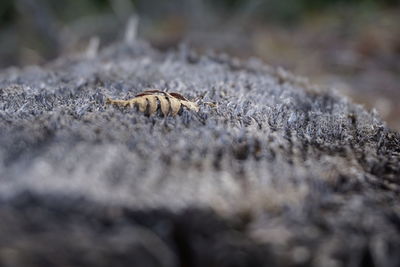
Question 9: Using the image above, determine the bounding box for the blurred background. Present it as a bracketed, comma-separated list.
[1, 0, 399, 130]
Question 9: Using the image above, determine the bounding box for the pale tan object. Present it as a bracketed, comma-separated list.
[106, 90, 200, 116]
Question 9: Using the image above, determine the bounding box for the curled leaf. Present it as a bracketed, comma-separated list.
[106, 90, 199, 116]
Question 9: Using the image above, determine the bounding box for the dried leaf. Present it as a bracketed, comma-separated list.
[158, 95, 170, 116]
[135, 97, 147, 112]
[169, 96, 181, 116]
[146, 95, 158, 114]
[107, 90, 199, 116]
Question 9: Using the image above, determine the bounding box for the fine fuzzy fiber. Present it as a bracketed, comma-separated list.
[0, 41, 399, 267]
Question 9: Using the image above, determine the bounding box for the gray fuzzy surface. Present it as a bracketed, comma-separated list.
[0, 41, 400, 267]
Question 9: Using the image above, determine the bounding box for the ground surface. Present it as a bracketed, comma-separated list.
[0, 40, 400, 267]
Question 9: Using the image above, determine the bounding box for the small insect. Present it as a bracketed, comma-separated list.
[106, 90, 200, 116]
